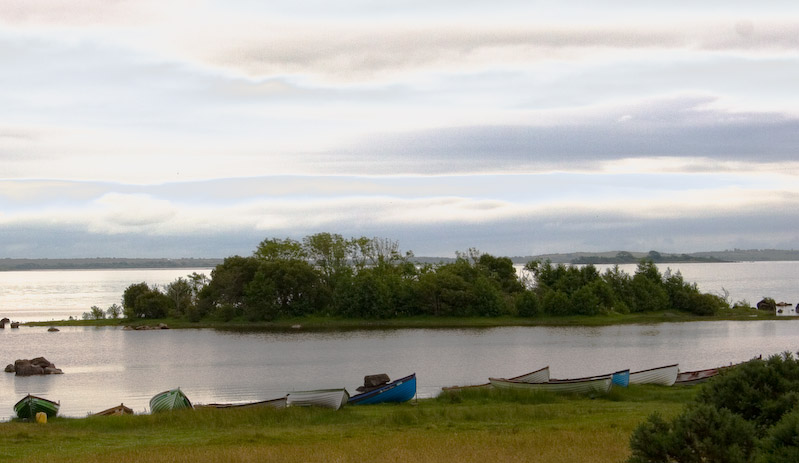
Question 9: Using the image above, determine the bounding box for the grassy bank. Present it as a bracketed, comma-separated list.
[0, 385, 695, 463]
[26, 306, 785, 331]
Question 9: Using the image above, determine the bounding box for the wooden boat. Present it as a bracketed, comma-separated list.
[286, 388, 349, 410]
[14, 394, 60, 419]
[349, 373, 417, 405]
[488, 374, 613, 394]
[149, 388, 193, 413]
[629, 364, 679, 386]
[675, 367, 719, 385]
[195, 396, 287, 410]
[442, 366, 550, 392]
[93, 403, 134, 416]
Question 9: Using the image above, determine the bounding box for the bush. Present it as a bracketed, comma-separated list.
[628, 404, 757, 463]
[697, 353, 799, 433]
[758, 406, 799, 463]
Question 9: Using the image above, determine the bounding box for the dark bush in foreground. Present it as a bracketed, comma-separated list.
[628, 353, 799, 463]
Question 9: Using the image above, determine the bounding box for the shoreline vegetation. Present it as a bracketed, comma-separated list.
[18, 233, 795, 329]
[26, 308, 787, 330]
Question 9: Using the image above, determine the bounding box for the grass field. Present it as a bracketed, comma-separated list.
[0, 386, 696, 463]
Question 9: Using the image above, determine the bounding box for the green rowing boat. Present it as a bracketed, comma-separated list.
[14, 394, 60, 420]
[149, 388, 193, 413]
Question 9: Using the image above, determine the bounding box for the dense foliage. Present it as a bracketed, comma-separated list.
[121, 233, 730, 321]
[628, 353, 799, 463]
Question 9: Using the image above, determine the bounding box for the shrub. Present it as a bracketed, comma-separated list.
[628, 404, 757, 463]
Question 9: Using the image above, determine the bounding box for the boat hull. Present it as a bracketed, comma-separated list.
[149, 388, 193, 413]
[675, 368, 719, 385]
[489, 375, 613, 394]
[349, 374, 416, 405]
[442, 366, 549, 392]
[286, 389, 349, 410]
[14, 394, 60, 419]
[93, 403, 134, 416]
[195, 397, 287, 410]
[611, 369, 630, 387]
[629, 364, 679, 386]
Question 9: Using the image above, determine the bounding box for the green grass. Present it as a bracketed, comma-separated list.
[25, 306, 783, 331]
[0, 385, 695, 463]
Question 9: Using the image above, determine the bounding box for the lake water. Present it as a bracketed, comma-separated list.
[1, 262, 798, 421]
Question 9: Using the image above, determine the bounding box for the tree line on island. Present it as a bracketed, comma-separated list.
[91, 233, 741, 322]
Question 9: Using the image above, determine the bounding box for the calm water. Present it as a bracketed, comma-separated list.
[2, 322, 797, 421]
[0, 268, 213, 323]
[1, 263, 798, 421]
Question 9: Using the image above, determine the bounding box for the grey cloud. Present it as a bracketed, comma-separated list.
[2, 199, 797, 258]
[345, 103, 799, 172]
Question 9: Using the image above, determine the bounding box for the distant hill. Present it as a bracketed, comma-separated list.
[0, 258, 222, 271]
[512, 249, 799, 265]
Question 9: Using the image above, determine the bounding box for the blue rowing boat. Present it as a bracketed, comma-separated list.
[348, 373, 416, 405]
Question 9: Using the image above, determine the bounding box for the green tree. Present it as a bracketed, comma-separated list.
[105, 303, 122, 319]
[165, 277, 193, 318]
[254, 237, 306, 261]
[82, 305, 106, 320]
[196, 255, 260, 318]
[244, 259, 322, 320]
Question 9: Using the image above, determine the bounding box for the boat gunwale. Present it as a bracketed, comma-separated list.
[629, 364, 679, 375]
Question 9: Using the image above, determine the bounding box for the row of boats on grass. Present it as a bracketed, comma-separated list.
[446, 362, 730, 395]
[11, 361, 734, 420]
[12, 373, 418, 420]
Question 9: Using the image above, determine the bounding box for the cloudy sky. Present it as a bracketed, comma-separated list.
[1, 1, 798, 258]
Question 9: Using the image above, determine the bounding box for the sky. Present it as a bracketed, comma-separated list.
[1, 1, 799, 258]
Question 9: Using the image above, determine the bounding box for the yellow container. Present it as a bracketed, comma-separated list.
[35, 412, 47, 424]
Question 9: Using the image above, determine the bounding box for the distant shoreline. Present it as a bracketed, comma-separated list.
[3, 249, 799, 271]
[0, 258, 222, 271]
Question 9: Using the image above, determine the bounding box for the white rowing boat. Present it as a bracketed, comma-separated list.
[286, 388, 349, 410]
[488, 374, 613, 394]
[629, 364, 679, 386]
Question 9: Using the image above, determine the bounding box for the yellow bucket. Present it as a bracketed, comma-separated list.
[35, 412, 47, 424]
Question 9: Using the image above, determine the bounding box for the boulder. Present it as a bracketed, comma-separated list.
[47, 327, 59, 332]
[757, 298, 777, 312]
[30, 357, 55, 369]
[14, 360, 44, 376]
[12, 357, 61, 376]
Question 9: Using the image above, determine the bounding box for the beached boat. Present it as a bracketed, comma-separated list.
[14, 394, 60, 419]
[610, 369, 630, 387]
[441, 366, 550, 392]
[675, 367, 719, 385]
[489, 374, 613, 394]
[349, 373, 417, 405]
[149, 388, 193, 413]
[195, 396, 287, 410]
[286, 388, 349, 410]
[629, 364, 679, 386]
[92, 403, 134, 416]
